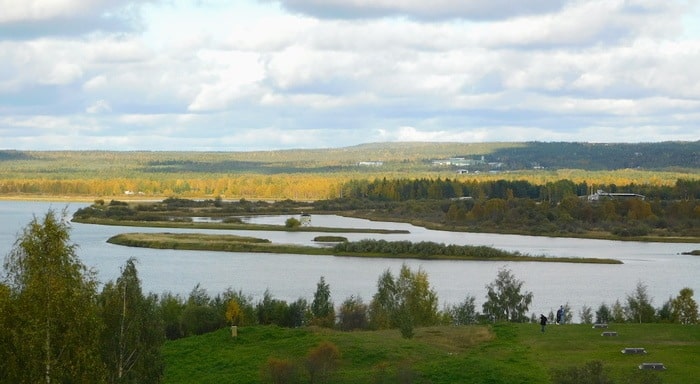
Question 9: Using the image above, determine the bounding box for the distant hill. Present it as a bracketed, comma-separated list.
[481, 141, 700, 171]
[321, 141, 700, 171]
[1, 141, 698, 174]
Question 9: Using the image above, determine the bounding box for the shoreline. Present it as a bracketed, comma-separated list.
[107, 232, 623, 264]
[5, 196, 700, 245]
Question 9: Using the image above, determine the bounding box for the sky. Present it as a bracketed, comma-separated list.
[1, 0, 699, 151]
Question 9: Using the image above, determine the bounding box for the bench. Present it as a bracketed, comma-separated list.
[622, 348, 647, 354]
[592, 323, 608, 328]
[639, 363, 666, 370]
[601, 331, 617, 336]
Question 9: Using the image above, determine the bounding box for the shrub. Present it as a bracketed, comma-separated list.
[262, 358, 299, 384]
[285, 218, 301, 228]
[305, 341, 341, 384]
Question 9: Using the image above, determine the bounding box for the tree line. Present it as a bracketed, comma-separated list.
[2, 211, 698, 382]
[323, 178, 700, 238]
[340, 177, 700, 202]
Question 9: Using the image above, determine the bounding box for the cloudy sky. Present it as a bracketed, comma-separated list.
[1, 0, 699, 151]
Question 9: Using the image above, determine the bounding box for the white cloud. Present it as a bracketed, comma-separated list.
[0, 0, 698, 151]
[86, 99, 112, 114]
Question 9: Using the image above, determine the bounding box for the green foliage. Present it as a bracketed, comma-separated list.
[369, 264, 440, 335]
[158, 292, 186, 340]
[162, 323, 700, 384]
[611, 300, 626, 323]
[482, 267, 533, 322]
[450, 295, 479, 325]
[579, 305, 594, 324]
[99, 258, 164, 383]
[221, 289, 256, 326]
[285, 217, 301, 228]
[596, 303, 612, 324]
[338, 295, 369, 331]
[180, 305, 222, 337]
[334, 239, 523, 259]
[2, 210, 107, 382]
[671, 287, 699, 324]
[626, 282, 657, 323]
[310, 277, 335, 328]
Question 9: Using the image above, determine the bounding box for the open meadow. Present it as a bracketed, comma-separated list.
[163, 323, 700, 383]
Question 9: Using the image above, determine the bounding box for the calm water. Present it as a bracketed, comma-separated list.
[1, 200, 698, 322]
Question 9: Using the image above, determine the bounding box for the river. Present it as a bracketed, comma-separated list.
[1, 200, 698, 322]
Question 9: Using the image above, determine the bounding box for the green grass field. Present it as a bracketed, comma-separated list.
[162, 323, 700, 383]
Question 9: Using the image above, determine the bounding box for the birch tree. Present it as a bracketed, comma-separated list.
[482, 267, 533, 322]
[3, 210, 106, 383]
[99, 258, 164, 383]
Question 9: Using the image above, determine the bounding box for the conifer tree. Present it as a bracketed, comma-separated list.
[310, 276, 335, 328]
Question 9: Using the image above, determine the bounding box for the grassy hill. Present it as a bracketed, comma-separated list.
[163, 323, 700, 383]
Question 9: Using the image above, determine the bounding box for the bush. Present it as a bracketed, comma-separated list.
[305, 341, 341, 384]
[180, 305, 222, 336]
[338, 295, 369, 331]
[285, 218, 301, 228]
[262, 358, 299, 384]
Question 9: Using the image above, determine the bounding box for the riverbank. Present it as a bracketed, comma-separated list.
[107, 232, 623, 264]
[340, 212, 700, 244]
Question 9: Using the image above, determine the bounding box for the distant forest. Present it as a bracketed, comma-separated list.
[2, 141, 699, 173]
[1, 141, 698, 200]
[479, 141, 700, 170]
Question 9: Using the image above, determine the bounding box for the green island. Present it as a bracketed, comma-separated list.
[107, 232, 622, 264]
[163, 323, 700, 384]
[78, 217, 408, 234]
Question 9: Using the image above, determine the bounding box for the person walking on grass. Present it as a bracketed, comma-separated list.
[556, 306, 563, 325]
[540, 314, 547, 333]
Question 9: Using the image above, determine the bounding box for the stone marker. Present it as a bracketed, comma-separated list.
[592, 323, 608, 328]
[639, 363, 666, 370]
[601, 331, 617, 336]
[622, 347, 646, 354]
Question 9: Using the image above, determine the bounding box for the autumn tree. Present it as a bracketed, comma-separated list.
[3, 210, 106, 383]
[99, 257, 164, 383]
[482, 267, 533, 322]
[671, 287, 699, 324]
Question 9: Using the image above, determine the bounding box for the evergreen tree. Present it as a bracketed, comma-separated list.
[595, 303, 611, 324]
[310, 276, 335, 328]
[3, 210, 106, 383]
[99, 258, 164, 383]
